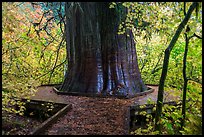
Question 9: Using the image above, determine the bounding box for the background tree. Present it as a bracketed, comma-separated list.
[125, 2, 202, 135]
[2, 2, 66, 114]
[154, 2, 199, 132]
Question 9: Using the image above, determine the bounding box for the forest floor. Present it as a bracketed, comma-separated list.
[41, 85, 177, 135]
[2, 85, 180, 135]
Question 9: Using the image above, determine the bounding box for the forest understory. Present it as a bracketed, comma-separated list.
[3, 85, 163, 135]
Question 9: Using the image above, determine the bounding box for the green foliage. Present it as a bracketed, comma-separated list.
[2, 2, 39, 115]
[2, 2, 66, 116]
[2, 2, 202, 135]
[127, 2, 202, 135]
[132, 85, 201, 135]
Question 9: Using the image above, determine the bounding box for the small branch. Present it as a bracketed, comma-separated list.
[151, 52, 163, 74]
[35, 59, 67, 80]
[26, 23, 32, 36]
[15, 2, 24, 7]
[48, 34, 65, 83]
[187, 78, 202, 85]
[188, 33, 202, 40]
[193, 33, 202, 39]
[38, 10, 50, 26]
[2, 46, 20, 55]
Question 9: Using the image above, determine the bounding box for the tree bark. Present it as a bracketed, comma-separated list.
[180, 33, 188, 130]
[60, 2, 147, 98]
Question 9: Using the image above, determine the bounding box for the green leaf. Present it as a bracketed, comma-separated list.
[166, 123, 174, 134]
[134, 18, 138, 26]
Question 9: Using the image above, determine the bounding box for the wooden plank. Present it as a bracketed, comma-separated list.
[126, 106, 131, 134]
[129, 100, 182, 110]
[30, 104, 72, 135]
[128, 100, 185, 132]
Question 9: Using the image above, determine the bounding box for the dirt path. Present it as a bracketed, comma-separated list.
[43, 95, 132, 135]
[33, 85, 178, 135]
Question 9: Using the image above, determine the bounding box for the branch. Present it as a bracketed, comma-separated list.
[48, 34, 65, 83]
[35, 59, 67, 80]
[38, 10, 50, 26]
[187, 78, 202, 85]
[56, 2, 65, 35]
[2, 46, 20, 55]
[15, 2, 24, 7]
[193, 33, 202, 39]
[151, 52, 163, 74]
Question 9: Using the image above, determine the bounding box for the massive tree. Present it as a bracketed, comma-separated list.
[58, 2, 147, 98]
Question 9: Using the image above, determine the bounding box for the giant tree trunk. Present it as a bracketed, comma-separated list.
[60, 2, 147, 98]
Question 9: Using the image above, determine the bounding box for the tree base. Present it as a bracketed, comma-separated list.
[53, 85, 154, 99]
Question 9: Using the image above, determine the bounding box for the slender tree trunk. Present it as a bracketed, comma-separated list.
[60, 2, 147, 98]
[180, 32, 202, 130]
[154, 2, 198, 132]
[180, 33, 188, 130]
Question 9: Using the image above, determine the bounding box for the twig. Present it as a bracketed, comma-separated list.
[35, 59, 67, 80]
[48, 34, 65, 83]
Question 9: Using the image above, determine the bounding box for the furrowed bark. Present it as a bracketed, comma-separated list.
[60, 2, 147, 98]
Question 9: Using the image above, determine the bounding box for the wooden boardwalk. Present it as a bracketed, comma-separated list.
[30, 85, 179, 135]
